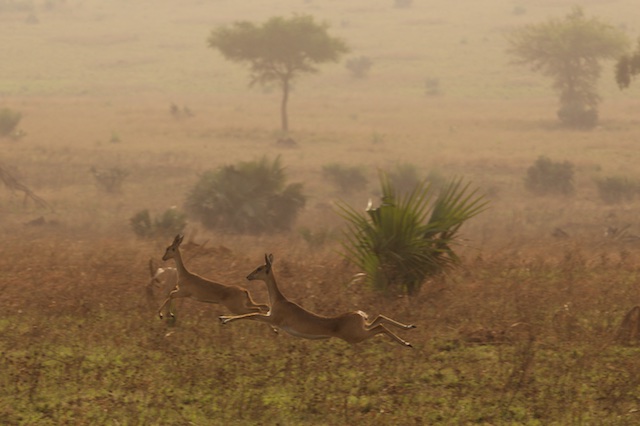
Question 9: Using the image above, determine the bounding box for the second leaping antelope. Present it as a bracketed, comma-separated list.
[219, 254, 416, 347]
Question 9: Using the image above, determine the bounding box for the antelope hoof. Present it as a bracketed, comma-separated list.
[219, 317, 227, 325]
[409, 324, 417, 329]
[406, 342, 413, 348]
[159, 313, 164, 320]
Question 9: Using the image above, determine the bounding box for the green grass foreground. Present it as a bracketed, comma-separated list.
[2, 235, 640, 425]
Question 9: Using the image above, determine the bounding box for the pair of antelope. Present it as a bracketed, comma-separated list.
[154, 234, 416, 348]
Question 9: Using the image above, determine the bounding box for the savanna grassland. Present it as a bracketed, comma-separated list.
[2, 0, 640, 424]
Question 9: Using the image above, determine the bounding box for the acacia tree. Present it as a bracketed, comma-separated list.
[208, 15, 348, 132]
[507, 7, 628, 128]
[616, 38, 640, 89]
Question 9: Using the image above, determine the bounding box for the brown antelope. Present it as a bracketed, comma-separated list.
[158, 235, 269, 319]
[219, 254, 416, 347]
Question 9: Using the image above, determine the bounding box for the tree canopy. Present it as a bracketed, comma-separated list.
[208, 15, 349, 132]
[616, 38, 640, 89]
[507, 7, 628, 128]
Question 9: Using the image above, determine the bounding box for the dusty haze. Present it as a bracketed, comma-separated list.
[3, 1, 640, 423]
[1, 0, 640, 252]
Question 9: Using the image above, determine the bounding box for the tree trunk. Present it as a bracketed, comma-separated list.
[280, 77, 290, 132]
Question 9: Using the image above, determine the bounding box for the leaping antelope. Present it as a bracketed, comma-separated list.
[219, 254, 416, 347]
[158, 235, 269, 319]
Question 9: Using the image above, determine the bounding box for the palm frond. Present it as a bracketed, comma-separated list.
[337, 172, 487, 295]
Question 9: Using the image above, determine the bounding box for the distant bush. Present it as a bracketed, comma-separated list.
[385, 163, 446, 196]
[170, 103, 194, 119]
[371, 131, 385, 145]
[90, 166, 129, 193]
[394, 0, 413, 8]
[512, 5, 527, 15]
[524, 156, 575, 196]
[0, 0, 33, 12]
[298, 227, 333, 248]
[130, 208, 187, 238]
[425, 169, 447, 189]
[130, 210, 153, 237]
[387, 163, 421, 195]
[0, 108, 22, 138]
[322, 163, 368, 194]
[424, 77, 442, 96]
[154, 208, 188, 236]
[595, 176, 639, 204]
[185, 156, 306, 234]
[345, 56, 373, 79]
[109, 131, 121, 144]
[557, 102, 598, 129]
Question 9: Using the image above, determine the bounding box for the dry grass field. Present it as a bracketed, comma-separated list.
[2, 0, 640, 424]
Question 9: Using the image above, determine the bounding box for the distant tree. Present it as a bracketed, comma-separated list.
[208, 15, 349, 132]
[616, 38, 640, 89]
[507, 7, 628, 128]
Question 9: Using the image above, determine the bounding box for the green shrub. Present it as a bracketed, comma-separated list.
[0, 1, 33, 13]
[424, 77, 442, 96]
[425, 169, 447, 189]
[345, 56, 373, 79]
[322, 163, 368, 194]
[512, 5, 527, 15]
[109, 131, 121, 144]
[185, 156, 306, 234]
[595, 176, 639, 204]
[394, 0, 413, 8]
[154, 208, 188, 236]
[0, 108, 22, 138]
[387, 162, 420, 195]
[130, 208, 187, 238]
[524, 156, 575, 196]
[130, 209, 153, 237]
[170, 103, 194, 119]
[371, 131, 385, 145]
[338, 173, 487, 295]
[386, 163, 445, 195]
[557, 102, 598, 129]
[298, 227, 333, 248]
[90, 166, 129, 193]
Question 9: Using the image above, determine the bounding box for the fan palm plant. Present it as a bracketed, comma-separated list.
[338, 173, 487, 295]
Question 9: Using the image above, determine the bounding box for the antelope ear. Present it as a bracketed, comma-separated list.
[265, 253, 274, 266]
[174, 234, 184, 245]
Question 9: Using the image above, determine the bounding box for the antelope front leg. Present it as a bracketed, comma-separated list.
[158, 288, 179, 319]
[158, 297, 170, 319]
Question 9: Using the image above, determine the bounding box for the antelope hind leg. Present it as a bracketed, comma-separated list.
[366, 324, 413, 348]
[366, 314, 416, 330]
